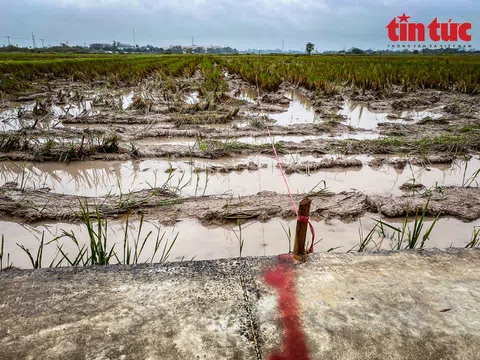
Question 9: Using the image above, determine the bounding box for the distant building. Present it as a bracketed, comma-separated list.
[117, 43, 135, 50]
[89, 43, 111, 50]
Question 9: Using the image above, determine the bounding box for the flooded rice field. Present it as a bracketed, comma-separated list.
[0, 63, 479, 269]
[136, 133, 380, 147]
[338, 100, 443, 130]
[1, 155, 478, 197]
[0, 101, 100, 131]
[243, 90, 443, 129]
[268, 91, 321, 125]
[2, 215, 478, 269]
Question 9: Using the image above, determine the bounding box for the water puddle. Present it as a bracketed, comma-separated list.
[1, 215, 478, 269]
[136, 137, 198, 147]
[339, 100, 443, 130]
[250, 94, 442, 129]
[121, 92, 135, 110]
[268, 91, 321, 126]
[0, 100, 97, 131]
[236, 133, 379, 145]
[185, 91, 200, 105]
[136, 133, 379, 147]
[55, 101, 95, 116]
[237, 88, 257, 103]
[1, 155, 478, 197]
[1, 104, 34, 131]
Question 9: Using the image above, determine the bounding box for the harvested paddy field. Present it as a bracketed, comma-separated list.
[0, 53, 479, 269]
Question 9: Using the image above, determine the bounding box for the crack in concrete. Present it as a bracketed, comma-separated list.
[239, 263, 263, 360]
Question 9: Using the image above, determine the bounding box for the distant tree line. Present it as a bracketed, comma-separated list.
[242, 47, 479, 55]
[1, 43, 477, 55]
[0, 42, 239, 54]
[89, 42, 238, 54]
[0, 44, 90, 53]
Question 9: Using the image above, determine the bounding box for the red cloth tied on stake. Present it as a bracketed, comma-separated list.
[297, 216, 316, 253]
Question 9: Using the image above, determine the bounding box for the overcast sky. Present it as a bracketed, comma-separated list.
[1, 0, 479, 50]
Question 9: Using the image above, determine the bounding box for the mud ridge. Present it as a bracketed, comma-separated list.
[280, 158, 363, 174]
[1, 185, 478, 224]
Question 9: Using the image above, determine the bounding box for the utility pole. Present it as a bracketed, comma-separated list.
[133, 28, 136, 47]
[5, 36, 11, 46]
[32, 32, 36, 48]
[40, 39, 45, 48]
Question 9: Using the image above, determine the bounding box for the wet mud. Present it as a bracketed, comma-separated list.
[1, 184, 479, 224]
[1, 68, 479, 268]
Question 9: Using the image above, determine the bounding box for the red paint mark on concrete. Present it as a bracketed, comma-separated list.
[264, 254, 310, 360]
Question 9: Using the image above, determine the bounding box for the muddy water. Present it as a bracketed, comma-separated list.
[237, 88, 258, 103]
[236, 133, 379, 144]
[0, 101, 97, 131]
[252, 92, 442, 129]
[1, 216, 478, 269]
[1, 155, 478, 197]
[338, 100, 443, 130]
[0, 90, 154, 131]
[136, 133, 380, 147]
[120, 92, 135, 110]
[136, 137, 198, 147]
[268, 91, 321, 126]
[52, 101, 96, 118]
[185, 91, 200, 105]
[0, 104, 34, 131]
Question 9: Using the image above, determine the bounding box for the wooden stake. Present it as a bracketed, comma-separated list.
[293, 197, 312, 259]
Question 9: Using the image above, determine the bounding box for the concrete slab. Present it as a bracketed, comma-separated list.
[1, 249, 479, 360]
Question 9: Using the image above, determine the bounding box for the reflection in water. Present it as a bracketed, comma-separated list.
[136, 133, 380, 148]
[0, 100, 97, 131]
[250, 94, 443, 129]
[0, 156, 478, 197]
[185, 91, 200, 105]
[338, 100, 443, 130]
[236, 133, 379, 144]
[0, 90, 146, 131]
[268, 91, 321, 126]
[1, 215, 478, 269]
[237, 88, 257, 103]
[136, 137, 198, 147]
[121, 92, 135, 110]
[1, 104, 35, 131]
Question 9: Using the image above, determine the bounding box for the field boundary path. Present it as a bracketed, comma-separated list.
[1, 249, 479, 359]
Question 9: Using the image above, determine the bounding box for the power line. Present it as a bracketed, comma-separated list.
[3, 36, 29, 41]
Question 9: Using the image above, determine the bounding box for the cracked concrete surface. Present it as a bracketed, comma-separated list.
[0, 249, 479, 359]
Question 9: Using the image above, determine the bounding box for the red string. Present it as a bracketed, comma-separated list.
[263, 120, 315, 253]
[264, 121, 298, 214]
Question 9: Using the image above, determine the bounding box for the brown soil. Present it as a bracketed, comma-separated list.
[280, 158, 362, 174]
[193, 161, 267, 174]
[1, 184, 478, 224]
